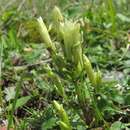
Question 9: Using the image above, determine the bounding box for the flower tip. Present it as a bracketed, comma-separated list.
[53, 100, 61, 111]
[37, 16, 43, 23]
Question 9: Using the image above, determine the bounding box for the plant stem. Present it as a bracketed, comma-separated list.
[0, 37, 3, 107]
[107, 0, 116, 32]
[7, 76, 22, 130]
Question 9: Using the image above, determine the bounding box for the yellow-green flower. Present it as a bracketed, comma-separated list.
[83, 55, 96, 86]
[53, 100, 72, 130]
[60, 21, 83, 73]
[37, 17, 56, 52]
[52, 6, 63, 24]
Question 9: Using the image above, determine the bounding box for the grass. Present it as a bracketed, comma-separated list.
[0, 0, 130, 130]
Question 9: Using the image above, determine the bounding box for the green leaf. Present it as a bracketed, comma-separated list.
[8, 96, 31, 110]
[113, 95, 124, 104]
[110, 121, 126, 130]
[125, 94, 130, 105]
[117, 13, 130, 22]
[77, 125, 86, 130]
[41, 117, 57, 130]
[1, 10, 15, 22]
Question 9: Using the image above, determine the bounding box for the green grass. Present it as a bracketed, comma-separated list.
[0, 0, 130, 130]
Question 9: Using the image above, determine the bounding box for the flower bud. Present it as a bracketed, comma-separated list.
[53, 100, 71, 128]
[37, 17, 56, 52]
[83, 55, 96, 86]
[52, 6, 63, 24]
[59, 121, 71, 130]
[95, 69, 102, 86]
[53, 100, 62, 112]
[60, 21, 82, 65]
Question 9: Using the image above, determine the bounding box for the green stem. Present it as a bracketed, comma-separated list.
[0, 37, 3, 107]
[107, 0, 116, 32]
[7, 76, 22, 130]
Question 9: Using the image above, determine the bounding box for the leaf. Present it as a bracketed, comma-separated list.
[77, 125, 86, 130]
[117, 13, 130, 22]
[110, 121, 126, 130]
[4, 87, 16, 101]
[41, 117, 57, 130]
[113, 95, 124, 104]
[125, 94, 130, 105]
[1, 10, 15, 22]
[8, 96, 31, 110]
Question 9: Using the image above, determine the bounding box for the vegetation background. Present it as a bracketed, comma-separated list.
[0, 0, 130, 130]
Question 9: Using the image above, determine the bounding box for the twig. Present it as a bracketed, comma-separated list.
[17, 0, 26, 12]
[13, 59, 52, 72]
